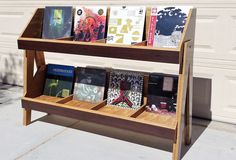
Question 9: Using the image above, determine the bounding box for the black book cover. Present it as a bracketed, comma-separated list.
[147, 73, 178, 114]
[73, 67, 107, 103]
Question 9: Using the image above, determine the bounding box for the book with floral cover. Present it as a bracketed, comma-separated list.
[74, 6, 107, 42]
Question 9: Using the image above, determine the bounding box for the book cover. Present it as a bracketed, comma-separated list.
[146, 73, 178, 114]
[106, 6, 146, 45]
[73, 67, 107, 103]
[74, 6, 107, 42]
[43, 64, 75, 98]
[107, 70, 143, 109]
[147, 6, 191, 48]
[42, 6, 73, 39]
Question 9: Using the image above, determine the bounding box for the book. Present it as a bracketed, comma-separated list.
[43, 64, 75, 98]
[73, 67, 107, 103]
[146, 73, 178, 114]
[106, 6, 146, 45]
[74, 6, 107, 42]
[107, 70, 143, 109]
[147, 6, 191, 48]
[42, 6, 73, 39]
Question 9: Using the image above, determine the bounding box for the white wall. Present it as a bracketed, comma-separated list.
[0, 0, 236, 123]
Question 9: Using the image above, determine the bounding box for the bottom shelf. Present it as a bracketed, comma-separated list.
[22, 95, 177, 139]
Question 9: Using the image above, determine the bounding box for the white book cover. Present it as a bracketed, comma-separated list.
[74, 6, 107, 42]
[106, 6, 146, 45]
[148, 6, 192, 48]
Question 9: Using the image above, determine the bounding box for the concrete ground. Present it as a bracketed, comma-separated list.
[0, 83, 236, 160]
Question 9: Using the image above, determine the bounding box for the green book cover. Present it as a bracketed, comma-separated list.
[73, 67, 106, 103]
[43, 64, 75, 98]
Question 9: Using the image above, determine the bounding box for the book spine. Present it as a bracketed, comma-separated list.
[147, 8, 157, 47]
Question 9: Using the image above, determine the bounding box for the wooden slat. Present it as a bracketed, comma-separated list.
[136, 112, 177, 129]
[18, 38, 180, 64]
[65, 100, 98, 110]
[25, 63, 46, 98]
[35, 95, 62, 103]
[98, 105, 137, 117]
[23, 50, 35, 96]
[35, 51, 45, 69]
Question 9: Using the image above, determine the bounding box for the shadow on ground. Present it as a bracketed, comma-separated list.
[32, 114, 210, 158]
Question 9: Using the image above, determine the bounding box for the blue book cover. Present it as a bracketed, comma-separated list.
[148, 6, 191, 48]
[42, 6, 73, 39]
[43, 64, 75, 98]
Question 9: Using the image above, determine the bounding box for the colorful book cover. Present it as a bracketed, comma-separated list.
[73, 67, 107, 103]
[147, 6, 191, 48]
[43, 64, 75, 98]
[74, 6, 107, 42]
[42, 6, 73, 39]
[146, 73, 178, 114]
[106, 6, 146, 45]
[107, 70, 144, 109]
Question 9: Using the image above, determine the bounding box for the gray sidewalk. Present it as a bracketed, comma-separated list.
[0, 83, 235, 160]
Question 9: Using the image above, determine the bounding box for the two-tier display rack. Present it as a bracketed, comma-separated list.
[17, 7, 196, 160]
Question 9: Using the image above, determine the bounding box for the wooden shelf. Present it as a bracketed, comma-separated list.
[18, 8, 180, 64]
[22, 95, 176, 139]
[18, 7, 196, 160]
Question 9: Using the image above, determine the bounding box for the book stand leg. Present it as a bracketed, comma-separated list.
[23, 50, 45, 126]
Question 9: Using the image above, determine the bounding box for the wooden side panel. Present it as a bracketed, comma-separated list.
[179, 8, 196, 146]
[179, 8, 197, 45]
[172, 41, 191, 160]
[21, 8, 44, 38]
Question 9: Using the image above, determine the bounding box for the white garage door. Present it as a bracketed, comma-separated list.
[0, 0, 236, 124]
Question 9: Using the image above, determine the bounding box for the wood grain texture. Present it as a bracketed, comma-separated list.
[21, 8, 43, 38]
[172, 41, 191, 160]
[18, 37, 180, 64]
[22, 50, 35, 126]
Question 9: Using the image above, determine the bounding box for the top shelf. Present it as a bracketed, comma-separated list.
[17, 8, 196, 64]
